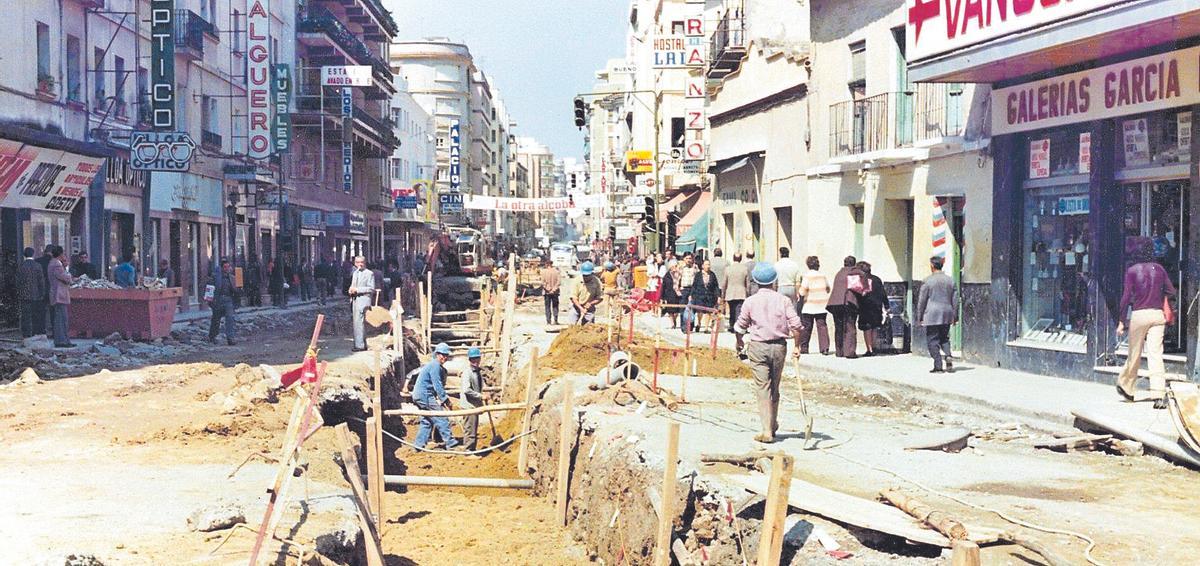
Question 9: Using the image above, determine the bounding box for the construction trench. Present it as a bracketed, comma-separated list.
[3, 262, 1200, 565]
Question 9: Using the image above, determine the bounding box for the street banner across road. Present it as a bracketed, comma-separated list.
[464, 194, 605, 212]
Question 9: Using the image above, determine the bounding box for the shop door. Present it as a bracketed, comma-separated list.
[169, 220, 182, 288]
[1123, 180, 1188, 353]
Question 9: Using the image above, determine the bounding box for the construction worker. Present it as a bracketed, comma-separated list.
[572, 261, 602, 325]
[461, 347, 487, 451]
[735, 263, 803, 444]
[413, 343, 459, 450]
[601, 261, 621, 297]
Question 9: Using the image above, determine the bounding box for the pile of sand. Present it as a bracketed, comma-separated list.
[539, 325, 751, 380]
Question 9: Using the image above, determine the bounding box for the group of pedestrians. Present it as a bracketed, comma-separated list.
[15, 245, 76, 348]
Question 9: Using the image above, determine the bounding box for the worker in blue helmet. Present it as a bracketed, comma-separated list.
[460, 346, 487, 451]
[412, 342, 459, 450]
[572, 261, 602, 325]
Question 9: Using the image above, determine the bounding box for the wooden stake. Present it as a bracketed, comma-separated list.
[364, 416, 382, 529]
[499, 286, 516, 394]
[392, 288, 403, 355]
[425, 270, 433, 350]
[555, 379, 575, 526]
[951, 541, 981, 566]
[757, 453, 794, 566]
[333, 424, 385, 566]
[653, 421, 681, 566]
[517, 347, 539, 476]
[371, 351, 385, 533]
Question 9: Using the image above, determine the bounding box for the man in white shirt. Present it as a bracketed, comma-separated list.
[347, 256, 376, 351]
[775, 247, 802, 306]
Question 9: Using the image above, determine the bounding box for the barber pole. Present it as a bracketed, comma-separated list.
[247, 0, 272, 160]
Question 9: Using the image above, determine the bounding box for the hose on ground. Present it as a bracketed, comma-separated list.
[346, 416, 534, 456]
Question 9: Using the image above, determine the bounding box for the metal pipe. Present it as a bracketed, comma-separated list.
[381, 475, 534, 489]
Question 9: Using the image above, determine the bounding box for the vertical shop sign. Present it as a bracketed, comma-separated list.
[149, 0, 176, 129]
[449, 119, 462, 191]
[1029, 138, 1049, 179]
[342, 87, 353, 193]
[1122, 118, 1150, 167]
[1179, 112, 1192, 152]
[272, 64, 292, 154]
[246, 0, 271, 160]
[1078, 132, 1091, 174]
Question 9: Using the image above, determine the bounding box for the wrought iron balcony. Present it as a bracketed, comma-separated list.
[708, 9, 747, 82]
[298, 8, 391, 83]
[202, 129, 222, 150]
[174, 9, 217, 59]
[828, 84, 967, 158]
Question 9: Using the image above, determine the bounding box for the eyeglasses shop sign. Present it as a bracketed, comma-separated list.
[992, 45, 1200, 135]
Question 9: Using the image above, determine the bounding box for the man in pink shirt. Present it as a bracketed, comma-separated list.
[735, 263, 803, 443]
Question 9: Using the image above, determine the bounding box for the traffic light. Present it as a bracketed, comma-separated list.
[666, 211, 681, 249]
[641, 196, 656, 233]
[573, 97, 586, 128]
[570, 173, 577, 189]
[608, 225, 617, 241]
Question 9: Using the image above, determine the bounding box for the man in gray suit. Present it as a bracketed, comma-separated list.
[722, 252, 751, 332]
[916, 255, 958, 373]
[347, 256, 376, 352]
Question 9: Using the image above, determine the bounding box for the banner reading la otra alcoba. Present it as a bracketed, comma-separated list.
[464, 194, 605, 212]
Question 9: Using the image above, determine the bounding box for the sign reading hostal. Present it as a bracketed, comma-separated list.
[905, 0, 1127, 62]
[0, 140, 105, 212]
[992, 45, 1200, 135]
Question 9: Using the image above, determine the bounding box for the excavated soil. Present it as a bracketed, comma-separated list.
[539, 324, 751, 380]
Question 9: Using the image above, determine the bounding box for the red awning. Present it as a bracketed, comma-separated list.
[657, 191, 699, 223]
[676, 191, 712, 235]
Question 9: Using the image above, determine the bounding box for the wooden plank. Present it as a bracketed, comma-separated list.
[381, 475, 534, 488]
[517, 347, 539, 476]
[383, 402, 528, 417]
[365, 416, 382, 530]
[724, 473, 951, 547]
[333, 424, 385, 566]
[555, 379, 575, 526]
[371, 353, 385, 533]
[758, 454, 794, 566]
[1033, 434, 1112, 453]
[1072, 408, 1200, 468]
[654, 421, 681, 566]
[951, 541, 981, 566]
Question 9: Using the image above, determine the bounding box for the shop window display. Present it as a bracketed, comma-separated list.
[1113, 111, 1192, 170]
[1021, 184, 1090, 348]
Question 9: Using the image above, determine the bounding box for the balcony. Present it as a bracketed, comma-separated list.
[707, 9, 747, 82]
[297, 8, 392, 85]
[36, 73, 57, 100]
[202, 130, 222, 151]
[828, 84, 967, 159]
[175, 10, 217, 59]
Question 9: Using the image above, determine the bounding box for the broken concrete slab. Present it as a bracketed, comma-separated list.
[904, 427, 971, 453]
[186, 501, 246, 532]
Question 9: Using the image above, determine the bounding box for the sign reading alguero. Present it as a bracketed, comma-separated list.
[991, 45, 1200, 135]
[906, 0, 1127, 62]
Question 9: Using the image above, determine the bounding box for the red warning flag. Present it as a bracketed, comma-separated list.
[279, 346, 320, 389]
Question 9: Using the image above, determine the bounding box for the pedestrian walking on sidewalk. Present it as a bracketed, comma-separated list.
[916, 256, 958, 373]
[798, 256, 831, 354]
[348, 256, 376, 351]
[461, 347, 487, 451]
[16, 247, 46, 339]
[722, 253, 750, 333]
[743, 250, 759, 296]
[206, 259, 238, 346]
[540, 259, 561, 325]
[775, 247, 802, 305]
[413, 343, 460, 450]
[571, 261, 602, 325]
[268, 260, 284, 307]
[856, 262, 888, 356]
[1116, 237, 1176, 408]
[710, 248, 729, 296]
[827, 256, 866, 358]
[689, 259, 720, 332]
[661, 262, 682, 329]
[47, 246, 75, 348]
[36, 245, 55, 338]
[734, 263, 802, 444]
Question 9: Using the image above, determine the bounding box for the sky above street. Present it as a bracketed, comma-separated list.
[384, 0, 629, 161]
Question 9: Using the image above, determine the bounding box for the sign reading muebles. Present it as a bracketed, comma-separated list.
[991, 45, 1200, 135]
[0, 140, 105, 212]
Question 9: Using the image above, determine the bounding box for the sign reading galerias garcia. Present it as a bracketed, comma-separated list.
[992, 45, 1200, 135]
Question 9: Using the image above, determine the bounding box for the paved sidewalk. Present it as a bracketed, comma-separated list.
[628, 308, 1192, 461]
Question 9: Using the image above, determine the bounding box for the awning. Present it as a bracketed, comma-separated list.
[715, 156, 750, 174]
[676, 191, 712, 235]
[657, 190, 700, 222]
[674, 211, 710, 254]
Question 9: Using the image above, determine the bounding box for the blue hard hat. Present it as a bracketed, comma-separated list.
[434, 342, 452, 356]
[604, 261, 615, 270]
[751, 263, 778, 286]
[467, 347, 482, 358]
[580, 261, 595, 275]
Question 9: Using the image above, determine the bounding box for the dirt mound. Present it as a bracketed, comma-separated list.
[540, 325, 751, 379]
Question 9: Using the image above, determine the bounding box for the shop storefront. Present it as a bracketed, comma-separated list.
[987, 46, 1200, 380]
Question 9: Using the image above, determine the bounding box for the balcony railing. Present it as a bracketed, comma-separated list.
[829, 84, 967, 158]
[202, 129, 222, 150]
[174, 10, 214, 57]
[708, 7, 747, 81]
[298, 8, 391, 82]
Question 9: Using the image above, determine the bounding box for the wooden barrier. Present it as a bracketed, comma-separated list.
[653, 421, 681, 566]
[381, 475, 534, 488]
[555, 379, 575, 526]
